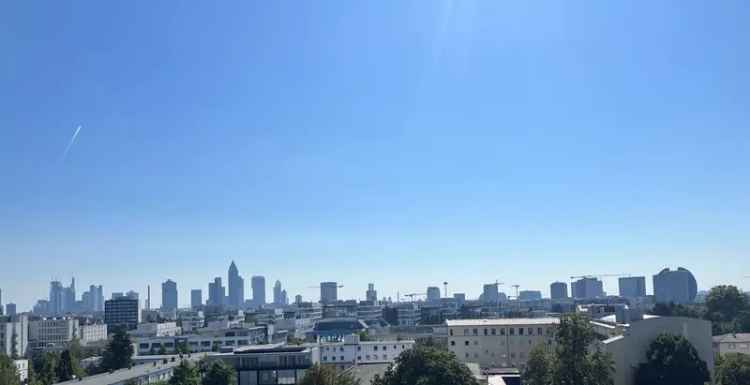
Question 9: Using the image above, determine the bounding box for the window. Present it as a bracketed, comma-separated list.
[501, 328, 506, 336]
[357, 346, 361, 351]
[139, 343, 149, 349]
[510, 328, 515, 335]
[332, 356, 336, 361]
[325, 347, 330, 351]
[323, 356, 327, 361]
[357, 356, 361, 360]
[473, 328, 478, 336]
[491, 328, 496, 335]
[511, 353, 516, 358]
[383, 346, 387, 351]
[340, 356, 344, 361]
[450, 329, 453, 336]
[374, 346, 378, 351]
[451, 341, 455, 346]
[465, 341, 470, 346]
[383, 354, 388, 359]
[465, 353, 469, 358]
[528, 328, 533, 335]
[484, 328, 488, 336]
[519, 328, 524, 335]
[538, 327, 543, 335]
[339, 347, 344, 352]
[464, 329, 469, 336]
[366, 355, 370, 359]
[474, 341, 478, 345]
[393, 345, 397, 349]
[201, 341, 211, 347]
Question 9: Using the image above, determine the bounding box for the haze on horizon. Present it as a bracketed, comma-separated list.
[1, 1, 749, 310]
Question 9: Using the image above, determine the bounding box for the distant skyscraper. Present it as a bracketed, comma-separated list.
[482, 283, 500, 305]
[5, 303, 16, 317]
[161, 279, 178, 311]
[571, 277, 604, 299]
[653, 267, 697, 305]
[49, 281, 64, 315]
[273, 280, 283, 305]
[320, 282, 338, 304]
[227, 261, 245, 309]
[426, 286, 441, 302]
[453, 293, 466, 308]
[295, 295, 302, 305]
[63, 278, 76, 312]
[619, 276, 647, 298]
[208, 277, 225, 306]
[550, 282, 568, 300]
[252, 276, 266, 307]
[104, 297, 139, 330]
[518, 290, 542, 301]
[366, 283, 378, 303]
[0, 289, 3, 315]
[191, 289, 202, 309]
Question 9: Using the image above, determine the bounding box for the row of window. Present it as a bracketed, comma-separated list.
[323, 344, 407, 352]
[451, 339, 538, 347]
[138, 339, 253, 350]
[321, 354, 388, 362]
[450, 327, 547, 337]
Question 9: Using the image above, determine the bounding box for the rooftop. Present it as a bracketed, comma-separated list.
[54, 357, 201, 385]
[713, 333, 750, 343]
[446, 318, 559, 327]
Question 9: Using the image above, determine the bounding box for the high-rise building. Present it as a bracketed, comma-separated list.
[482, 283, 500, 305]
[518, 290, 542, 301]
[63, 278, 76, 312]
[426, 286, 441, 302]
[619, 276, 647, 298]
[191, 289, 202, 309]
[5, 304, 16, 317]
[571, 277, 604, 299]
[208, 277, 225, 307]
[273, 280, 284, 305]
[0, 289, 3, 316]
[453, 293, 466, 308]
[653, 267, 697, 305]
[320, 282, 338, 304]
[550, 282, 568, 300]
[227, 261, 245, 309]
[295, 295, 303, 305]
[49, 281, 64, 315]
[0, 314, 29, 357]
[252, 276, 266, 307]
[104, 297, 139, 330]
[161, 279, 178, 311]
[366, 283, 378, 303]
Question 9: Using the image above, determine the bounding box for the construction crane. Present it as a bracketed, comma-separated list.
[570, 274, 630, 280]
[403, 293, 426, 302]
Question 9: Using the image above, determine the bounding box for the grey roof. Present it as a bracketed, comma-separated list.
[54, 356, 202, 385]
[713, 333, 750, 343]
[446, 318, 559, 327]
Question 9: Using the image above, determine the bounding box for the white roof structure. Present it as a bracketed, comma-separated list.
[446, 318, 559, 327]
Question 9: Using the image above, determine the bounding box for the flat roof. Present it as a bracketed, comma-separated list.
[55, 357, 201, 385]
[446, 318, 559, 327]
[713, 333, 750, 343]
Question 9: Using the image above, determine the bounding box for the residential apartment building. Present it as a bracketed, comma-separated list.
[0, 315, 29, 357]
[318, 334, 415, 369]
[446, 318, 559, 369]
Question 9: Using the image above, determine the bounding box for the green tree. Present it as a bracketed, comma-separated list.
[589, 349, 614, 385]
[716, 353, 750, 385]
[56, 350, 83, 381]
[371, 345, 478, 385]
[31, 352, 59, 385]
[299, 364, 360, 385]
[550, 313, 614, 385]
[101, 327, 134, 371]
[634, 333, 709, 385]
[201, 361, 236, 385]
[706, 286, 748, 323]
[523, 344, 552, 385]
[0, 354, 21, 385]
[169, 361, 200, 385]
[159, 344, 168, 355]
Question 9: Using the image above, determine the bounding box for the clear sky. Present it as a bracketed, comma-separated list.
[2, 1, 749, 311]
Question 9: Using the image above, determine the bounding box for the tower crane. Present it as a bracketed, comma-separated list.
[403, 293, 426, 302]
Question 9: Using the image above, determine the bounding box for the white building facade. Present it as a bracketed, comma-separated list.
[318, 334, 415, 369]
[79, 324, 108, 345]
[29, 318, 79, 350]
[446, 318, 559, 369]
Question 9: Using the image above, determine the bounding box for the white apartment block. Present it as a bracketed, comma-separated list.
[714, 333, 750, 356]
[134, 326, 268, 355]
[29, 318, 79, 350]
[318, 334, 415, 369]
[0, 315, 29, 357]
[131, 322, 181, 337]
[79, 324, 108, 345]
[446, 318, 559, 369]
[14, 359, 29, 382]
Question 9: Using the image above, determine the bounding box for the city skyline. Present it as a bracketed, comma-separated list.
[2, 1, 750, 310]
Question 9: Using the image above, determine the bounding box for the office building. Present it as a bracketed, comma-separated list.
[571, 277, 604, 299]
[295, 295, 303, 305]
[208, 277, 226, 307]
[29, 318, 80, 350]
[133, 325, 268, 355]
[79, 324, 107, 345]
[0, 315, 29, 357]
[105, 297, 140, 330]
[228, 261, 245, 309]
[81, 285, 104, 313]
[482, 283, 500, 305]
[366, 283, 377, 303]
[319, 282, 338, 304]
[426, 286, 441, 302]
[191, 289, 202, 309]
[550, 282, 568, 300]
[619, 276, 647, 298]
[653, 267, 698, 305]
[161, 279, 178, 311]
[446, 318, 559, 369]
[518, 290, 542, 301]
[318, 334, 416, 368]
[49, 281, 65, 315]
[63, 278, 76, 313]
[252, 276, 267, 307]
[0, 289, 3, 315]
[5, 304, 16, 317]
[454, 293, 466, 308]
[273, 280, 287, 305]
[206, 345, 317, 385]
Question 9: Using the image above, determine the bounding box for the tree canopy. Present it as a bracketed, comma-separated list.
[0, 354, 20, 385]
[705, 285, 750, 334]
[169, 361, 200, 385]
[634, 333, 709, 385]
[101, 327, 134, 371]
[715, 353, 750, 385]
[523, 345, 552, 385]
[298, 364, 359, 385]
[56, 350, 83, 382]
[371, 345, 478, 385]
[201, 361, 236, 385]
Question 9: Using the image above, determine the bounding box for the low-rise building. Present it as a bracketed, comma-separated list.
[13, 359, 28, 382]
[317, 334, 415, 369]
[56, 356, 204, 385]
[134, 325, 268, 355]
[600, 316, 713, 385]
[311, 318, 367, 342]
[206, 344, 318, 385]
[713, 333, 750, 356]
[446, 318, 559, 369]
[131, 322, 181, 338]
[79, 324, 108, 345]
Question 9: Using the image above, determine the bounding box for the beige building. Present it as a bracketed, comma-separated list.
[600, 316, 713, 385]
[79, 324, 108, 345]
[713, 333, 750, 356]
[446, 318, 559, 369]
[29, 318, 79, 350]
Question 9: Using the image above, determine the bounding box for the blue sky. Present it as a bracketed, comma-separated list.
[1, 1, 749, 310]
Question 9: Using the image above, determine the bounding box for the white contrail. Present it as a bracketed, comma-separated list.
[61, 125, 82, 161]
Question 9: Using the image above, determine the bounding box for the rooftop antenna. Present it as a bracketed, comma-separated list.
[443, 282, 448, 298]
